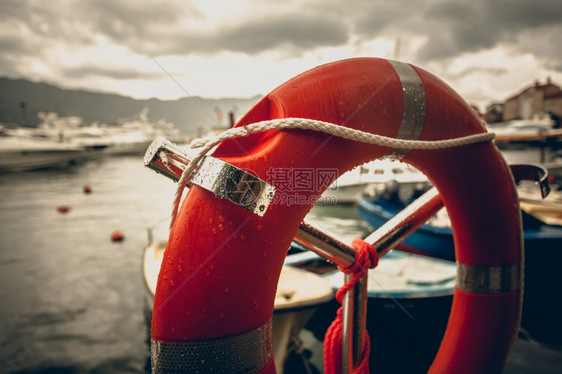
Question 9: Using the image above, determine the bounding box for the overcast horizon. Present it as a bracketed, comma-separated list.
[1, 0, 561, 110]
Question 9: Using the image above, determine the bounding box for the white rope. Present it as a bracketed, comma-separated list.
[170, 117, 495, 228]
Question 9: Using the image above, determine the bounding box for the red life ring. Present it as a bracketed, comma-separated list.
[151, 58, 522, 373]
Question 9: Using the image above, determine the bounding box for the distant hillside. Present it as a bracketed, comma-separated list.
[0, 77, 261, 134]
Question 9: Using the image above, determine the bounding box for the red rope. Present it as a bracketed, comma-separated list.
[324, 238, 379, 374]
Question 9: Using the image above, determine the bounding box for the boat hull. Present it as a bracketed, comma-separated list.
[0, 138, 86, 172]
[358, 197, 562, 344]
[358, 198, 455, 261]
[320, 183, 366, 205]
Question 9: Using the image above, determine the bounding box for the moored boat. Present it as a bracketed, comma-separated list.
[0, 134, 89, 172]
[35, 109, 185, 157]
[321, 159, 430, 205]
[142, 239, 334, 373]
[490, 113, 562, 145]
[357, 188, 562, 343]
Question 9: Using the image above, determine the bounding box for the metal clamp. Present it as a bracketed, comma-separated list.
[144, 137, 193, 184]
[191, 156, 276, 216]
[144, 137, 276, 217]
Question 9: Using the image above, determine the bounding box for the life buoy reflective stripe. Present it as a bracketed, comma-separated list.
[151, 58, 522, 373]
[151, 319, 273, 373]
[386, 59, 426, 157]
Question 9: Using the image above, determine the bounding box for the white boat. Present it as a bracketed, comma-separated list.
[36, 112, 111, 152]
[0, 134, 88, 172]
[100, 127, 153, 156]
[101, 108, 185, 155]
[321, 159, 430, 204]
[142, 240, 334, 373]
[35, 109, 185, 156]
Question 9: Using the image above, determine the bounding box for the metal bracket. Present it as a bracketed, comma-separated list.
[144, 137, 276, 217]
[144, 137, 193, 184]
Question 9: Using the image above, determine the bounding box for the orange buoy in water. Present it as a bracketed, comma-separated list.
[57, 205, 70, 214]
[83, 185, 92, 194]
[111, 230, 125, 242]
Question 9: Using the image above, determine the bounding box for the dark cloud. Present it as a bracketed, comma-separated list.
[2, 2, 94, 46]
[319, 0, 562, 71]
[2, 0, 560, 64]
[417, 0, 562, 62]
[0, 0, 348, 59]
[0, 0, 37, 23]
[0, 1, 91, 67]
[351, 0, 427, 35]
[1, 0, 562, 86]
[492, 0, 562, 28]
[78, 0, 202, 47]
[157, 13, 350, 56]
[76, 2, 350, 57]
[516, 24, 562, 71]
[0, 0, 203, 82]
[0, 0, 201, 58]
[220, 14, 349, 54]
[0, 35, 29, 55]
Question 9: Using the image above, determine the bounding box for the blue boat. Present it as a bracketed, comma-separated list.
[357, 194, 562, 262]
[357, 191, 562, 344]
[358, 194, 456, 261]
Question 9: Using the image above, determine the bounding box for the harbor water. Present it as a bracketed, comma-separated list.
[1, 146, 562, 373]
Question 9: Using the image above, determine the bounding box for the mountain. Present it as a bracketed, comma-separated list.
[0, 77, 261, 134]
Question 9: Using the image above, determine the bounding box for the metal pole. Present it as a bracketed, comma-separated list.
[293, 221, 356, 268]
[364, 187, 443, 257]
[341, 273, 368, 373]
[341, 273, 355, 374]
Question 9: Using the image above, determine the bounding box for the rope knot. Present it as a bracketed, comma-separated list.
[340, 238, 379, 273]
[335, 238, 379, 303]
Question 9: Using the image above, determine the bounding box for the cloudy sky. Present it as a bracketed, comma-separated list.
[1, 0, 561, 110]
